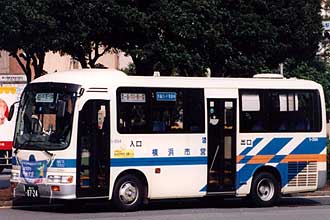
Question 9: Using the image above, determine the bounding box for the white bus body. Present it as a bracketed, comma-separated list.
[10, 69, 327, 210]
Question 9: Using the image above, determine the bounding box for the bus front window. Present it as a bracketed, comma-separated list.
[14, 84, 78, 150]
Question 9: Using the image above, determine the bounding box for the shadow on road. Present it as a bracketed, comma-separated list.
[11, 196, 322, 214]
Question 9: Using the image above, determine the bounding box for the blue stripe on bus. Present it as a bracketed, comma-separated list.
[13, 157, 207, 168]
[276, 163, 288, 187]
[110, 156, 208, 167]
[236, 164, 260, 188]
[239, 155, 253, 164]
[269, 155, 286, 163]
[199, 185, 207, 192]
[239, 138, 263, 156]
[12, 157, 76, 168]
[51, 159, 76, 168]
[257, 138, 292, 155]
[290, 137, 326, 155]
[12, 157, 17, 165]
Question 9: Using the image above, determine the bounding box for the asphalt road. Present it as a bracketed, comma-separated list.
[0, 169, 10, 189]
[2, 196, 330, 220]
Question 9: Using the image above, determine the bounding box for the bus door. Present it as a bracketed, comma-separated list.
[207, 99, 236, 192]
[76, 100, 110, 198]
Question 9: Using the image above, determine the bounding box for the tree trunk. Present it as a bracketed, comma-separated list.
[31, 53, 46, 79]
[10, 52, 32, 82]
[36, 52, 46, 78]
[77, 55, 88, 68]
[132, 57, 154, 76]
[210, 62, 226, 77]
[75, 47, 88, 68]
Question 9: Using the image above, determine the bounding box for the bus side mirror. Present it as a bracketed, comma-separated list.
[8, 102, 17, 121]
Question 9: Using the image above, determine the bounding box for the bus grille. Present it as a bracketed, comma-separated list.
[288, 161, 317, 187]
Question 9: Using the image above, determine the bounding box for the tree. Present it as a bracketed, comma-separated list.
[0, 0, 322, 78]
[107, 0, 322, 77]
[204, 0, 322, 77]
[48, 0, 115, 68]
[0, 0, 57, 82]
[285, 58, 330, 110]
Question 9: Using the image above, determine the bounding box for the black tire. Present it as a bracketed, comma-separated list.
[0, 167, 4, 174]
[112, 174, 144, 211]
[250, 172, 280, 207]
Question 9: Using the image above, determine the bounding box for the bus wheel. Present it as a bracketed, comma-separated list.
[250, 172, 280, 207]
[0, 167, 4, 173]
[112, 174, 144, 211]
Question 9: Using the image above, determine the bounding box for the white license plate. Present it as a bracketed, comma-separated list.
[25, 185, 39, 198]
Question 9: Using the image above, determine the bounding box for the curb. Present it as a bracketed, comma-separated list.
[289, 191, 330, 197]
[0, 200, 12, 207]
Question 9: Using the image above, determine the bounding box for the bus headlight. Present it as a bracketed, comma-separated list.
[47, 175, 73, 184]
[11, 172, 20, 181]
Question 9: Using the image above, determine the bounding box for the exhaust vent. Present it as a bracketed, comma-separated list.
[288, 161, 317, 187]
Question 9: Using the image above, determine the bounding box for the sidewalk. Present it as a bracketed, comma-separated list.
[0, 188, 12, 207]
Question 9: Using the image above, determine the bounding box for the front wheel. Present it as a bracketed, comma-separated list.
[112, 174, 144, 211]
[250, 172, 280, 207]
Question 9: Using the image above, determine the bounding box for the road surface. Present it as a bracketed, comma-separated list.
[1, 196, 330, 220]
[0, 168, 10, 189]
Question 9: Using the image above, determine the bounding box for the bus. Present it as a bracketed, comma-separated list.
[10, 69, 327, 210]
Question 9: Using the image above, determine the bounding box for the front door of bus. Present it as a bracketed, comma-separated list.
[207, 99, 236, 192]
[76, 100, 110, 198]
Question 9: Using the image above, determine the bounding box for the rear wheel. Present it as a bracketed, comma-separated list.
[250, 172, 280, 207]
[112, 174, 144, 211]
[0, 167, 4, 173]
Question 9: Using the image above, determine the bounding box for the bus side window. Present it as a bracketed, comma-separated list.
[240, 92, 264, 132]
[117, 87, 204, 134]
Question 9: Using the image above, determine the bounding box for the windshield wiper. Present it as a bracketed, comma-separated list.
[14, 139, 40, 154]
[43, 149, 54, 157]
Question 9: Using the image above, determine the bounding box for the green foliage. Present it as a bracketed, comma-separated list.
[121, 63, 136, 75]
[48, 0, 115, 68]
[0, 0, 56, 81]
[107, 0, 322, 76]
[0, 0, 323, 78]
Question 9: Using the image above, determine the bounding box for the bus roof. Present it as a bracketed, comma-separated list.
[31, 69, 322, 90]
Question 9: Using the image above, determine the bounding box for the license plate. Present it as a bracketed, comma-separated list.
[25, 185, 39, 198]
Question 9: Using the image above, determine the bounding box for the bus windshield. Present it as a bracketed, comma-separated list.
[14, 83, 80, 150]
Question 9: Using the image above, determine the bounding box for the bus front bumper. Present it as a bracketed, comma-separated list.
[12, 182, 76, 200]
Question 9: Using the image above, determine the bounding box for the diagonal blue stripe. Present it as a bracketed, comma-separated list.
[269, 155, 286, 163]
[236, 164, 260, 189]
[253, 138, 263, 148]
[276, 163, 288, 187]
[257, 138, 292, 155]
[199, 185, 207, 192]
[239, 147, 252, 156]
[290, 137, 326, 155]
[240, 138, 263, 156]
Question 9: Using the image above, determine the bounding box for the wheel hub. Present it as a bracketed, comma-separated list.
[257, 178, 274, 201]
[119, 182, 139, 205]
